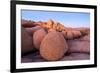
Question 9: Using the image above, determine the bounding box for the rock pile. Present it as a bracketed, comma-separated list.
[21, 19, 90, 61]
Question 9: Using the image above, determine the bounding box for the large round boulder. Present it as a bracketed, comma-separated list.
[40, 31, 68, 61]
[33, 28, 47, 49]
[21, 27, 34, 53]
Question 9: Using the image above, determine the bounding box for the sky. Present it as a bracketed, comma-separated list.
[21, 10, 90, 28]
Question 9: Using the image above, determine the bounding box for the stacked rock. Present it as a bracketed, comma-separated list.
[21, 19, 90, 61]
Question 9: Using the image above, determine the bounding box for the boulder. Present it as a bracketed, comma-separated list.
[66, 31, 74, 40]
[21, 27, 35, 53]
[21, 20, 35, 27]
[48, 28, 56, 32]
[25, 26, 42, 36]
[72, 30, 82, 38]
[40, 31, 68, 61]
[67, 34, 90, 53]
[33, 28, 47, 49]
[46, 19, 54, 29]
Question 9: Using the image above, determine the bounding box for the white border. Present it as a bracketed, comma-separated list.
[16, 4, 94, 69]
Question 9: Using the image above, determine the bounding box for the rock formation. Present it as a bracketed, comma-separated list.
[40, 31, 68, 61]
[21, 19, 90, 61]
[22, 19, 89, 40]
